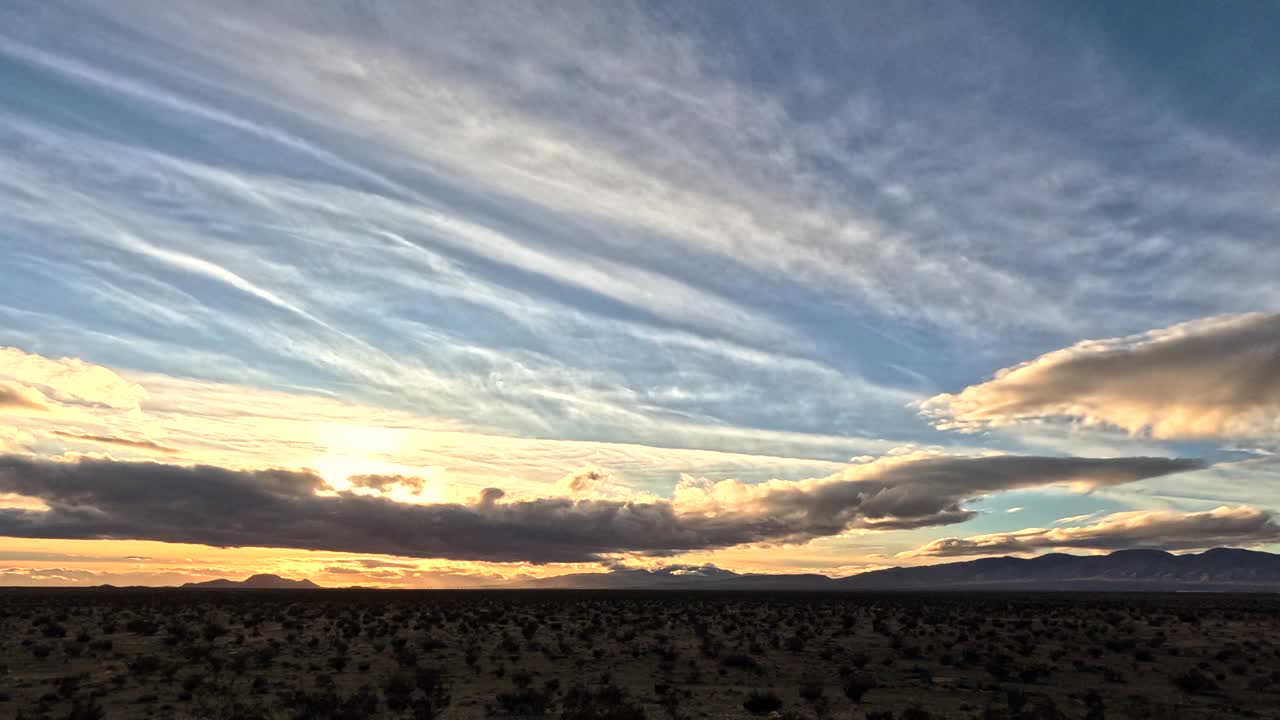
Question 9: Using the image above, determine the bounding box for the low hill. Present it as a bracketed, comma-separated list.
[182, 573, 321, 589]
[837, 547, 1280, 591]
[513, 548, 1280, 591]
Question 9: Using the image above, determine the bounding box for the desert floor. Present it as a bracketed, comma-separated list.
[1, 589, 1277, 719]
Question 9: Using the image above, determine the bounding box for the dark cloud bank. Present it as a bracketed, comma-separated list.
[0, 454, 1202, 563]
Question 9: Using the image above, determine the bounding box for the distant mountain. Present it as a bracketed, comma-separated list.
[513, 549, 1280, 592]
[837, 547, 1280, 591]
[183, 573, 321, 589]
[515, 564, 839, 590]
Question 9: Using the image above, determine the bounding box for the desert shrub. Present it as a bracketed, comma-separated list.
[202, 622, 227, 642]
[125, 618, 158, 635]
[742, 690, 783, 716]
[842, 673, 876, 703]
[384, 672, 413, 711]
[1006, 687, 1028, 713]
[799, 680, 824, 703]
[721, 653, 761, 671]
[902, 704, 932, 720]
[191, 700, 271, 720]
[127, 653, 161, 676]
[1173, 668, 1219, 694]
[54, 675, 81, 699]
[65, 699, 105, 720]
[494, 687, 554, 716]
[561, 683, 645, 720]
[288, 685, 379, 720]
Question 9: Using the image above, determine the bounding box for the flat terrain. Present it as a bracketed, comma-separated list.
[1, 589, 1277, 719]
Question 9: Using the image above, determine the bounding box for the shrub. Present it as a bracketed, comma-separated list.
[721, 653, 761, 671]
[1173, 668, 1219, 695]
[384, 673, 413, 711]
[494, 687, 554, 717]
[129, 655, 162, 676]
[561, 683, 645, 720]
[902, 704, 932, 720]
[799, 680, 824, 703]
[65, 700, 105, 720]
[742, 690, 783, 716]
[843, 673, 876, 703]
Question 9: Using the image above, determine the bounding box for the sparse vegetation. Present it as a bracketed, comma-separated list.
[0, 589, 1276, 718]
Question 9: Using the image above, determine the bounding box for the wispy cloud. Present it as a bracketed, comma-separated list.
[50, 430, 179, 455]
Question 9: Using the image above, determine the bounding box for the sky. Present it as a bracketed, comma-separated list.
[0, 0, 1278, 588]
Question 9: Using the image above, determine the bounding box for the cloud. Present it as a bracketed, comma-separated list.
[923, 313, 1280, 439]
[0, 347, 929, 507]
[900, 506, 1280, 558]
[0, 550, 150, 563]
[1055, 512, 1100, 525]
[8, 0, 1279, 470]
[0, 347, 145, 411]
[348, 558, 417, 570]
[0, 452, 1201, 563]
[672, 452, 1203, 536]
[0, 566, 217, 587]
[50, 430, 179, 455]
[552, 461, 632, 497]
[0, 381, 50, 412]
[554, 465, 612, 494]
[345, 473, 430, 493]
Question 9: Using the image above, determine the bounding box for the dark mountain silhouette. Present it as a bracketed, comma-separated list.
[514, 564, 834, 590]
[514, 548, 1280, 591]
[836, 548, 1280, 591]
[182, 573, 321, 589]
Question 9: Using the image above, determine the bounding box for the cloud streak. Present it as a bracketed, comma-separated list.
[49, 430, 179, 455]
[0, 453, 1201, 563]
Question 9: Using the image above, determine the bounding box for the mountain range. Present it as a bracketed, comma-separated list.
[182, 573, 321, 589]
[512, 548, 1280, 592]
[172, 549, 1280, 592]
